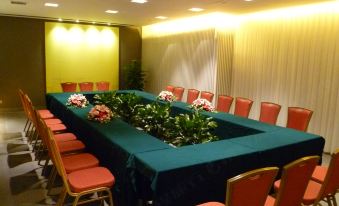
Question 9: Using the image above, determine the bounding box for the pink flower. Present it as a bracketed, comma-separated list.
[191, 98, 214, 112]
[88, 104, 113, 123]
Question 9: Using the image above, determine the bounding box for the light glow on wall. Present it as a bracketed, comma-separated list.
[143, 1, 339, 37]
[143, 12, 239, 38]
[45, 22, 119, 93]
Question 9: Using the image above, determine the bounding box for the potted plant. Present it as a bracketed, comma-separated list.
[123, 60, 145, 90]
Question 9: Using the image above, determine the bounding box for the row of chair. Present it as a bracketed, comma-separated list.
[198, 150, 339, 206]
[166, 85, 313, 132]
[61, 81, 110, 92]
[18, 89, 115, 206]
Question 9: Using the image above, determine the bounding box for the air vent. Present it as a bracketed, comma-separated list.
[11, 1, 27, 5]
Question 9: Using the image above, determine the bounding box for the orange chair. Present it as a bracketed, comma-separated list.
[259, 102, 281, 125]
[200, 91, 214, 102]
[96, 81, 110, 91]
[173, 87, 185, 101]
[286, 107, 313, 132]
[265, 156, 319, 206]
[234, 97, 253, 118]
[79, 82, 94, 92]
[46, 127, 115, 206]
[216, 95, 233, 113]
[166, 85, 175, 92]
[61, 82, 77, 92]
[197, 167, 279, 206]
[274, 150, 339, 205]
[308, 149, 339, 205]
[187, 89, 200, 104]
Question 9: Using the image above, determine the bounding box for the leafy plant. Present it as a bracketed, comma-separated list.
[124, 60, 145, 90]
[117, 93, 143, 122]
[93, 92, 142, 122]
[166, 111, 218, 147]
[133, 102, 171, 138]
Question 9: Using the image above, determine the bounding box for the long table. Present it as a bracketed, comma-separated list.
[46, 91, 325, 206]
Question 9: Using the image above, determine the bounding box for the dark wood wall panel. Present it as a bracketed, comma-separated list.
[0, 16, 45, 110]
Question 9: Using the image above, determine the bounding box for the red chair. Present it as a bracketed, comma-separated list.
[79, 82, 94, 92]
[216, 95, 233, 113]
[274, 150, 339, 205]
[309, 149, 339, 205]
[166, 85, 175, 92]
[287, 107, 313, 132]
[187, 89, 200, 104]
[259, 102, 281, 125]
[200, 91, 214, 102]
[96, 81, 110, 91]
[46, 127, 115, 206]
[173, 87, 184, 101]
[234, 97, 253, 118]
[61, 82, 77, 92]
[265, 156, 319, 206]
[197, 167, 279, 206]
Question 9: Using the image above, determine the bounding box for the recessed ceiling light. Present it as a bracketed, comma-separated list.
[155, 16, 168, 20]
[58, 18, 62, 21]
[44, 2, 58, 7]
[107, 23, 111, 26]
[92, 21, 96, 24]
[105, 10, 119, 14]
[131, 0, 148, 4]
[75, 19, 79, 23]
[189, 8, 204, 12]
[244, 0, 253, 1]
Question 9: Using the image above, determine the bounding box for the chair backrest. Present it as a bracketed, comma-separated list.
[166, 85, 175, 92]
[286, 107, 313, 132]
[234, 97, 253, 118]
[79, 82, 94, 92]
[173, 87, 184, 101]
[315, 149, 339, 203]
[259, 102, 281, 125]
[96, 81, 110, 91]
[61, 82, 77, 92]
[187, 89, 200, 104]
[18, 89, 29, 117]
[226, 167, 279, 206]
[216, 95, 234, 113]
[274, 156, 319, 206]
[200, 91, 214, 102]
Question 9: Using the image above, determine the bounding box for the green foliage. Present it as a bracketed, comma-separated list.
[166, 111, 219, 147]
[93, 92, 142, 122]
[118, 93, 143, 122]
[93, 92, 121, 112]
[124, 60, 145, 90]
[133, 102, 171, 138]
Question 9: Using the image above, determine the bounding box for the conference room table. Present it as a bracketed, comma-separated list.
[46, 90, 325, 206]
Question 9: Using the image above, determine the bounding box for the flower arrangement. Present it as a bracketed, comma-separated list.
[191, 98, 215, 112]
[88, 105, 114, 123]
[157, 91, 176, 102]
[66, 94, 88, 108]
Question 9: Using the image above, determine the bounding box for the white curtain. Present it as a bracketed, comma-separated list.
[142, 9, 339, 153]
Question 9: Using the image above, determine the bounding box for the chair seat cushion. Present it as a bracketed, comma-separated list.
[44, 118, 62, 125]
[62, 153, 99, 173]
[54, 133, 77, 142]
[311, 166, 327, 183]
[303, 180, 322, 205]
[38, 109, 52, 114]
[57, 140, 85, 153]
[40, 112, 54, 119]
[68, 167, 115, 193]
[48, 123, 67, 132]
[264, 195, 275, 206]
[197, 202, 225, 206]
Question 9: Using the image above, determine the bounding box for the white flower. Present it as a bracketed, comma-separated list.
[66, 94, 88, 108]
[158, 91, 175, 102]
[191, 98, 214, 112]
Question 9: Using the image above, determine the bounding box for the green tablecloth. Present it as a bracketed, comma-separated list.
[46, 91, 325, 206]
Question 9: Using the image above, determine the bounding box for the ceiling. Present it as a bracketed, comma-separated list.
[0, 0, 332, 26]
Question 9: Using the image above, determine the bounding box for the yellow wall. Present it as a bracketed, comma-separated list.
[45, 22, 119, 92]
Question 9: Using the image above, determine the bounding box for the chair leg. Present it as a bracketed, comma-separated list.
[73, 195, 81, 206]
[23, 118, 29, 132]
[56, 187, 67, 206]
[107, 190, 114, 206]
[42, 157, 50, 175]
[47, 167, 57, 195]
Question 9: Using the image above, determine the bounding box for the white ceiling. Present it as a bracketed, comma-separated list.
[0, 0, 332, 26]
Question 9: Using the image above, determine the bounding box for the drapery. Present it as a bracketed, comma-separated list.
[142, 5, 339, 153]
